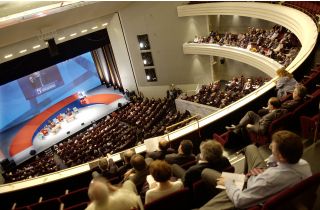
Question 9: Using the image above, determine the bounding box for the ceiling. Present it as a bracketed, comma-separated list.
[0, 1, 131, 63]
[0, 1, 59, 18]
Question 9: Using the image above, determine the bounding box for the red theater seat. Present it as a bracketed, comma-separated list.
[247, 173, 320, 210]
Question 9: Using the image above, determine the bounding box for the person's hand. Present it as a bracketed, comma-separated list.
[246, 124, 254, 128]
[124, 169, 133, 179]
[217, 177, 225, 186]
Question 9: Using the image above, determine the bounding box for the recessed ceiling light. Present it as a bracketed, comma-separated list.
[4, 54, 13, 59]
[19, 49, 27, 54]
[91, 26, 98, 30]
[33, 45, 41, 49]
[102, 23, 108, 26]
[58, 37, 66, 41]
[81, 29, 88, 33]
[70, 33, 77, 37]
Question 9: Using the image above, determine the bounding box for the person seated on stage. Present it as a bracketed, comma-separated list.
[86, 176, 143, 210]
[200, 130, 311, 210]
[48, 120, 56, 129]
[57, 114, 64, 122]
[145, 160, 183, 204]
[146, 138, 175, 161]
[66, 108, 73, 116]
[165, 140, 196, 165]
[171, 140, 231, 188]
[225, 97, 287, 137]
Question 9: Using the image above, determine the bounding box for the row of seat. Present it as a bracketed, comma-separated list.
[146, 172, 320, 210]
[214, 67, 320, 147]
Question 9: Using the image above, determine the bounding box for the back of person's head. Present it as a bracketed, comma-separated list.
[88, 177, 109, 206]
[271, 130, 303, 164]
[269, 97, 281, 109]
[158, 139, 169, 151]
[123, 149, 135, 164]
[200, 140, 223, 163]
[180, 140, 193, 156]
[295, 84, 307, 99]
[276, 68, 292, 78]
[149, 160, 171, 182]
[130, 154, 146, 171]
[98, 158, 109, 171]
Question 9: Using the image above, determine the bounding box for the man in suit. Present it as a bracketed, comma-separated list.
[123, 154, 149, 192]
[199, 130, 311, 210]
[171, 140, 231, 188]
[226, 97, 287, 136]
[146, 138, 175, 161]
[281, 84, 307, 111]
[165, 139, 195, 165]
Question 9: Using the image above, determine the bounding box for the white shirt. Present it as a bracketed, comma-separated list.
[145, 180, 184, 204]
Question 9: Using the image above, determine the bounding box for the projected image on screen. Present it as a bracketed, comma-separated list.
[18, 66, 64, 100]
[0, 52, 101, 133]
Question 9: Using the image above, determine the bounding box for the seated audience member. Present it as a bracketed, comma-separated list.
[226, 97, 287, 136]
[145, 160, 183, 204]
[86, 176, 143, 210]
[146, 138, 175, 161]
[281, 84, 307, 111]
[200, 130, 311, 210]
[118, 149, 135, 178]
[258, 84, 307, 116]
[124, 154, 149, 192]
[275, 68, 298, 99]
[91, 157, 118, 179]
[172, 140, 231, 188]
[165, 140, 196, 165]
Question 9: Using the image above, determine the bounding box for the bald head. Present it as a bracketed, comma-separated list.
[88, 177, 109, 205]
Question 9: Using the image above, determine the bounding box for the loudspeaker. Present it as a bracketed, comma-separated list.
[29, 150, 36, 156]
[47, 38, 59, 57]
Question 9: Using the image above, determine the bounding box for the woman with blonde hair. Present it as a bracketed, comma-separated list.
[275, 68, 297, 99]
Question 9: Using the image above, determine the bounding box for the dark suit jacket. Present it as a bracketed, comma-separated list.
[183, 156, 231, 188]
[281, 99, 303, 112]
[165, 153, 196, 165]
[146, 148, 176, 160]
[257, 109, 287, 134]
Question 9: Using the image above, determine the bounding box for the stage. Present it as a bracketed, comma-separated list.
[0, 85, 129, 165]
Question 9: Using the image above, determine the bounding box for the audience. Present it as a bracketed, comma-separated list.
[192, 25, 301, 67]
[275, 68, 298, 99]
[145, 160, 183, 204]
[200, 130, 311, 209]
[91, 157, 118, 179]
[86, 176, 143, 210]
[184, 76, 268, 108]
[4, 97, 191, 183]
[146, 138, 175, 161]
[171, 140, 231, 188]
[259, 84, 307, 116]
[165, 140, 196, 165]
[124, 154, 149, 192]
[226, 97, 287, 137]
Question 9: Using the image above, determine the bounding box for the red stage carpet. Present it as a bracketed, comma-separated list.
[9, 94, 122, 156]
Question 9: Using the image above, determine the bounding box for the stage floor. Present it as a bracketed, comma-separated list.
[0, 85, 128, 165]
